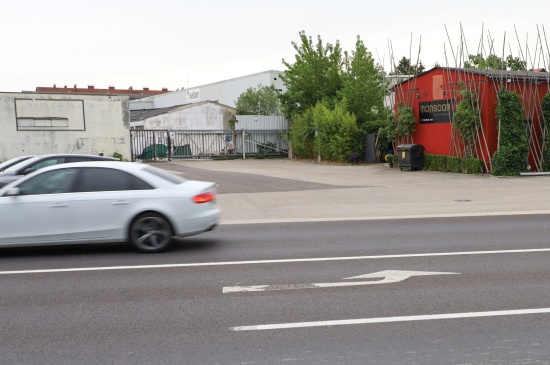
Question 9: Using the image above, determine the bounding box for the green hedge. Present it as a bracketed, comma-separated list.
[446, 156, 462, 173]
[416, 154, 482, 174]
[461, 158, 483, 174]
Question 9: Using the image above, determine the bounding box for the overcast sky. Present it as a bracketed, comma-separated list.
[2, 0, 549, 92]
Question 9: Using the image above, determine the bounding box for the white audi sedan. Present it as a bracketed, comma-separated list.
[0, 161, 221, 253]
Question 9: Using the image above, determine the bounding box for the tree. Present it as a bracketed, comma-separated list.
[391, 56, 425, 75]
[279, 31, 343, 119]
[464, 54, 526, 71]
[235, 85, 281, 115]
[506, 55, 527, 71]
[339, 36, 387, 132]
[281, 32, 388, 162]
[394, 104, 416, 142]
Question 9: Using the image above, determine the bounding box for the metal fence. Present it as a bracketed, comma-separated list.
[130, 129, 288, 161]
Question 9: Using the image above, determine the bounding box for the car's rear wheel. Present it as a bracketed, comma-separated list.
[129, 213, 173, 253]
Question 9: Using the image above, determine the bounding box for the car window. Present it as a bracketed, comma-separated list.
[75, 168, 154, 192]
[17, 168, 79, 195]
[28, 157, 66, 172]
[4, 157, 41, 173]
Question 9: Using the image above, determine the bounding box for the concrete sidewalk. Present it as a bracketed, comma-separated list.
[167, 158, 550, 224]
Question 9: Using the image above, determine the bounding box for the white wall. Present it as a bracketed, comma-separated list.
[131, 70, 286, 110]
[141, 103, 235, 130]
[0, 92, 131, 161]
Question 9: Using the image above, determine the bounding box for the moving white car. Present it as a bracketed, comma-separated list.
[0, 161, 221, 253]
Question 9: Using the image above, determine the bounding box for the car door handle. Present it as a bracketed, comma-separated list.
[113, 201, 129, 206]
[50, 203, 68, 208]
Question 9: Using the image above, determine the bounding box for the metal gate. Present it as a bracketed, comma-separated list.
[130, 129, 288, 161]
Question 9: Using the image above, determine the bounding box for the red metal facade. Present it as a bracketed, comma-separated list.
[394, 67, 550, 172]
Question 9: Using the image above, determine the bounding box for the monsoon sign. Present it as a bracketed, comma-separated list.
[419, 99, 454, 124]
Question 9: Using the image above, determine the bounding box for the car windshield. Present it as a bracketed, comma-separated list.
[142, 166, 186, 184]
[3, 156, 42, 173]
[0, 156, 29, 170]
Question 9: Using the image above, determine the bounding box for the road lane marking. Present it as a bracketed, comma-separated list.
[223, 270, 460, 293]
[230, 308, 550, 331]
[1, 248, 550, 275]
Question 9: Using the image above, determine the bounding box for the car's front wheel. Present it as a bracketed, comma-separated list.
[129, 213, 173, 253]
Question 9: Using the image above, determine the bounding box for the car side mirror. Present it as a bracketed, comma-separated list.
[4, 187, 20, 196]
[22, 168, 34, 175]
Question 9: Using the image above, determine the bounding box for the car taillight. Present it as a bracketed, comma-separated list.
[193, 192, 215, 204]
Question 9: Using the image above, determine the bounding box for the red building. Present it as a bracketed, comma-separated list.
[393, 67, 550, 172]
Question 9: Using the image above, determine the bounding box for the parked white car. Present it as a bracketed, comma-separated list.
[0, 155, 35, 172]
[0, 154, 119, 188]
[0, 161, 221, 253]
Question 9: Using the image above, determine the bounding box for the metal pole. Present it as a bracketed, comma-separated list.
[242, 129, 246, 159]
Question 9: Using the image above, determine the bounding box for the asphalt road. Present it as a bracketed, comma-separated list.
[2, 160, 550, 364]
[2, 215, 550, 365]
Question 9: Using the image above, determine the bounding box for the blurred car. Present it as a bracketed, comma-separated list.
[0, 155, 36, 172]
[0, 161, 221, 253]
[0, 154, 119, 188]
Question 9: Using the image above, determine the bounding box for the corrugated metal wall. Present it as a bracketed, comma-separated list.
[234, 115, 289, 130]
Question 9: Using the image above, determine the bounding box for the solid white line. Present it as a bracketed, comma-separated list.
[220, 210, 550, 225]
[230, 308, 550, 331]
[1, 248, 550, 275]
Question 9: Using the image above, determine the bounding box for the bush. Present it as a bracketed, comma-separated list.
[461, 158, 483, 174]
[422, 154, 482, 174]
[432, 154, 447, 171]
[423, 154, 433, 170]
[113, 152, 123, 161]
[491, 89, 528, 176]
[288, 109, 316, 159]
[447, 156, 461, 173]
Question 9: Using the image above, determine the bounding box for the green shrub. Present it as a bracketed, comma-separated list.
[541, 94, 550, 171]
[433, 155, 447, 171]
[491, 89, 528, 176]
[461, 158, 483, 174]
[423, 154, 434, 170]
[447, 156, 461, 173]
[113, 152, 123, 161]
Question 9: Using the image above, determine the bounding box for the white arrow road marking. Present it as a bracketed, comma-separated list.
[222, 270, 460, 293]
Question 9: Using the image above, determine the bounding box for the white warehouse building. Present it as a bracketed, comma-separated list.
[131, 70, 286, 111]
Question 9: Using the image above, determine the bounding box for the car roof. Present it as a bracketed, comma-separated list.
[0, 154, 120, 174]
[12, 153, 117, 166]
[36, 160, 143, 172]
[24, 153, 119, 161]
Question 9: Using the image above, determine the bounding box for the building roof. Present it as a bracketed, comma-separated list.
[181, 70, 285, 90]
[393, 66, 550, 89]
[34, 85, 170, 100]
[130, 100, 235, 122]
